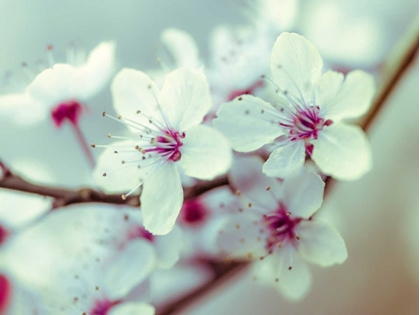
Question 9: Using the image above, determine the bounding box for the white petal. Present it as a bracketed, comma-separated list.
[228, 156, 281, 210]
[93, 140, 149, 193]
[322, 70, 376, 121]
[105, 239, 156, 300]
[0, 190, 51, 228]
[270, 32, 323, 103]
[281, 168, 324, 219]
[217, 213, 267, 259]
[263, 141, 305, 178]
[254, 245, 312, 301]
[312, 123, 372, 180]
[142, 163, 183, 235]
[26, 64, 80, 108]
[160, 28, 201, 69]
[213, 95, 284, 152]
[180, 125, 232, 180]
[154, 224, 183, 269]
[159, 68, 211, 131]
[0, 94, 45, 125]
[317, 71, 343, 108]
[111, 68, 163, 124]
[76, 41, 116, 99]
[296, 220, 348, 267]
[108, 302, 155, 315]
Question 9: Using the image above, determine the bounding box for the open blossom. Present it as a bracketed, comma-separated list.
[217, 156, 347, 300]
[37, 238, 156, 315]
[93, 68, 232, 235]
[0, 42, 116, 188]
[214, 32, 375, 180]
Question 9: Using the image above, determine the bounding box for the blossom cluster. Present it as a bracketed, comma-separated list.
[0, 2, 375, 314]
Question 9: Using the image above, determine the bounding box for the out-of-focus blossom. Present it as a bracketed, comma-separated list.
[85, 205, 183, 270]
[0, 42, 116, 188]
[301, 0, 385, 70]
[214, 32, 375, 180]
[217, 156, 347, 300]
[179, 186, 238, 258]
[93, 68, 232, 235]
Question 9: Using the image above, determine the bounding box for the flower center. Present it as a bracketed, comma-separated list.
[90, 299, 120, 315]
[0, 274, 11, 313]
[51, 100, 83, 127]
[180, 199, 209, 226]
[128, 227, 155, 243]
[144, 130, 184, 162]
[263, 203, 300, 250]
[0, 225, 8, 246]
[280, 105, 333, 142]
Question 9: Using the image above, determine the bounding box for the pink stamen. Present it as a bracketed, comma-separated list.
[50, 100, 95, 167]
[263, 203, 301, 250]
[180, 199, 209, 226]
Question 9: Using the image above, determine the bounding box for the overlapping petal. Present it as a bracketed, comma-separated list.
[262, 141, 305, 178]
[297, 220, 348, 267]
[109, 302, 155, 315]
[312, 123, 372, 180]
[180, 125, 232, 180]
[321, 70, 375, 121]
[270, 32, 323, 104]
[141, 163, 183, 235]
[159, 68, 212, 131]
[105, 240, 156, 301]
[213, 95, 284, 152]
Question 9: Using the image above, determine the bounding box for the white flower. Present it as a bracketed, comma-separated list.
[217, 156, 347, 300]
[84, 205, 183, 270]
[0, 41, 115, 127]
[93, 68, 232, 235]
[214, 32, 375, 180]
[37, 239, 156, 315]
[0, 42, 116, 188]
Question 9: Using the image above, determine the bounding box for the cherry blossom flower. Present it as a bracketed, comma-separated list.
[92, 68, 232, 235]
[0, 42, 116, 187]
[214, 32, 375, 180]
[217, 156, 347, 300]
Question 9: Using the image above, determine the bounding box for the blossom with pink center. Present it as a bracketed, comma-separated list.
[0, 42, 115, 186]
[214, 32, 375, 180]
[93, 68, 232, 235]
[217, 157, 347, 300]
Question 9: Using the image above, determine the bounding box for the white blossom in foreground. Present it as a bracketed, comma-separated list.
[214, 32, 375, 180]
[217, 156, 347, 300]
[93, 68, 232, 235]
[0, 42, 115, 169]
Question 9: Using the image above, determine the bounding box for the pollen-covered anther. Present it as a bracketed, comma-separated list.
[248, 202, 252, 208]
[235, 224, 240, 229]
[121, 194, 127, 200]
[102, 173, 106, 177]
[90, 143, 96, 148]
[288, 266, 293, 270]
[296, 235, 300, 240]
[102, 111, 106, 117]
[266, 186, 271, 191]
[107, 133, 111, 138]
[235, 190, 242, 196]
[247, 253, 253, 259]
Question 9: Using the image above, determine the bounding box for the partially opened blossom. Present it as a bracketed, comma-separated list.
[93, 68, 232, 235]
[217, 156, 347, 300]
[0, 42, 116, 187]
[214, 32, 375, 180]
[179, 186, 239, 258]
